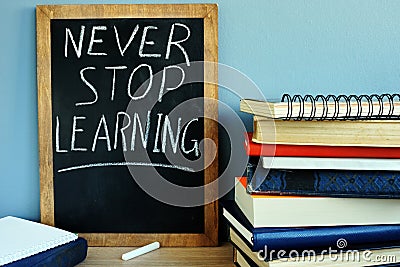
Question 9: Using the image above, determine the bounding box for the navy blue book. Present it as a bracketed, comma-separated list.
[231, 229, 400, 266]
[4, 237, 87, 267]
[247, 158, 400, 198]
[222, 200, 400, 252]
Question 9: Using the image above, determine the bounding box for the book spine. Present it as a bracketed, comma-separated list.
[252, 225, 400, 252]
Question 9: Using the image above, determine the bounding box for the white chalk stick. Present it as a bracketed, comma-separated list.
[122, 241, 160, 261]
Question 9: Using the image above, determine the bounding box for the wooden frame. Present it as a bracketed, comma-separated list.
[37, 4, 218, 247]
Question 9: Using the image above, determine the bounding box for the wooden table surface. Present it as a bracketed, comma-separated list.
[78, 243, 235, 266]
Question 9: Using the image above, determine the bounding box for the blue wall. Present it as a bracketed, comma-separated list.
[2, 0, 400, 220]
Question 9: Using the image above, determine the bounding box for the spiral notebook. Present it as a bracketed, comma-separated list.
[240, 93, 400, 120]
[0, 216, 78, 266]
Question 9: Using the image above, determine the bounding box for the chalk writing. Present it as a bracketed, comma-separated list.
[55, 20, 201, 173]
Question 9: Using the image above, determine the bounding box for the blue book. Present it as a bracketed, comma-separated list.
[3, 237, 88, 267]
[222, 200, 400, 253]
[3, 237, 87, 267]
[231, 229, 400, 266]
[247, 159, 400, 198]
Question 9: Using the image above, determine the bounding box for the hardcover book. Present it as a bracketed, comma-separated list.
[245, 132, 400, 158]
[230, 228, 400, 267]
[252, 116, 400, 147]
[222, 200, 400, 252]
[235, 178, 400, 227]
[4, 237, 87, 267]
[246, 162, 400, 198]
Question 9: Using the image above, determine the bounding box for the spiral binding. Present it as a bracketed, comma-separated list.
[280, 93, 400, 120]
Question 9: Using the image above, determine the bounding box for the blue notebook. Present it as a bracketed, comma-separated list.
[222, 200, 400, 253]
[4, 237, 87, 267]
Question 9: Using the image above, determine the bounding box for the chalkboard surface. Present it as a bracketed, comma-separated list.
[37, 4, 218, 247]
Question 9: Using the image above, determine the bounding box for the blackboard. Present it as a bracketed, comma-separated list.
[37, 4, 218, 247]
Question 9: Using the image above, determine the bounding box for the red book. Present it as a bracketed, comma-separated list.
[245, 132, 400, 158]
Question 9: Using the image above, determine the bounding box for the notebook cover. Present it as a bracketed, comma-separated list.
[4, 237, 87, 267]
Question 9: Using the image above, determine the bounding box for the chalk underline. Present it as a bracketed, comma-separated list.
[57, 162, 195, 173]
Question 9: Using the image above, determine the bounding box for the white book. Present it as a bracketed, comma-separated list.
[261, 156, 400, 171]
[0, 216, 77, 265]
[234, 178, 400, 227]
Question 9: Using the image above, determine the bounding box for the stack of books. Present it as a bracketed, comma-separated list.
[223, 94, 400, 266]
